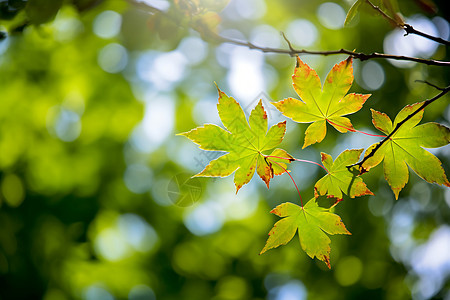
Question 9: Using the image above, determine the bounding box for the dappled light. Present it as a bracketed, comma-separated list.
[317, 2, 346, 30]
[0, 0, 449, 299]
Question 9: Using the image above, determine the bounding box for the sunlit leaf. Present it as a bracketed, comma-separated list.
[272, 57, 370, 148]
[179, 87, 292, 193]
[260, 199, 351, 268]
[315, 149, 374, 200]
[344, 0, 363, 26]
[363, 102, 450, 199]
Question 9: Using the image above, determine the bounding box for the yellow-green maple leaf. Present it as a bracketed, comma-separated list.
[179, 87, 292, 193]
[314, 149, 374, 201]
[260, 199, 351, 268]
[272, 57, 370, 148]
[363, 102, 450, 199]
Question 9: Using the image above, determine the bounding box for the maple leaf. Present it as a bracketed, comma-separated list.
[362, 102, 450, 199]
[314, 149, 374, 201]
[178, 87, 292, 193]
[272, 57, 370, 148]
[260, 199, 351, 268]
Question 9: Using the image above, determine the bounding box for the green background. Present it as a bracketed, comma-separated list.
[0, 0, 449, 299]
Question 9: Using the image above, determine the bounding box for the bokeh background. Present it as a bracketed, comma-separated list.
[0, 0, 449, 299]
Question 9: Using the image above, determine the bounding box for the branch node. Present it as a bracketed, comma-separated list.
[281, 31, 296, 55]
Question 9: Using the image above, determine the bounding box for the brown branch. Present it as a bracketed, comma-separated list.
[347, 85, 450, 172]
[214, 33, 450, 66]
[126, 0, 450, 66]
[403, 24, 450, 46]
[415, 80, 446, 91]
[281, 31, 296, 53]
[365, 0, 450, 46]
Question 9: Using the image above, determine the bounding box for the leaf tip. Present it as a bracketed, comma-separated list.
[321, 254, 331, 269]
[314, 186, 320, 199]
[325, 259, 331, 269]
[235, 183, 242, 194]
[270, 206, 283, 216]
[263, 178, 270, 189]
[258, 100, 268, 119]
[320, 152, 329, 163]
[393, 189, 400, 200]
[302, 137, 313, 149]
[278, 120, 287, 128]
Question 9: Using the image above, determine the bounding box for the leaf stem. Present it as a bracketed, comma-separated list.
[326, 119, 386, 138]
[267, 158, 304, 207]
[266, 155, 329, 173]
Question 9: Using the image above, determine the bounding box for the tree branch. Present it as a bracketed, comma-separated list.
[403, 24, 450, 46]
[347, 85, 450, 172]
[213, 33, 450, 66]
[365, 0, 450, 46]
[415, 80, 446, 91]
[126, 0, 450, 67]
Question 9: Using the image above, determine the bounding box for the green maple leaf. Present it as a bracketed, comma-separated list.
[344, 0, 363, 26]
[363, 102, 450, 199]
[179, 87, 292, 193]
[272, 57, 370, 148]
[260, 199, 351, 268]
[314, 149, 374, 201]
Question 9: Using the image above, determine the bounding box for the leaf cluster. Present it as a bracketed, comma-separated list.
[180, 57, 450, 268]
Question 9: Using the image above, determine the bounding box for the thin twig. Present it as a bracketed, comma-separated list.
[210, 33, 449, 66]
[126, 0, 450, 67]
[403, 24, 450, 46]
[365, 0, 450, 46]
[281, 31, 295, 53]
[415, 80, 446, 91]
[347, 85, 450, 172]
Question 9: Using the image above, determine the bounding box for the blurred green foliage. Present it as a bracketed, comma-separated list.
[0, 0, 449, 299]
